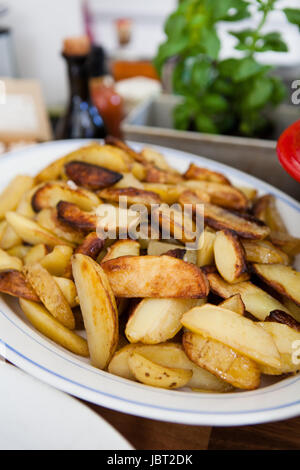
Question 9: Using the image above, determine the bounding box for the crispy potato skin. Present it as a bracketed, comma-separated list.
[98, 186, 161, 206]
[56, 201, 97, 233]
[65, 161, 123, 190]
[253, 264, 300, 306]
[75, 232, 104, 259]
[183, 331, 261, 390]
[184, 163, 231, 185]
[0, 270, 40, 301]
[105, 136, 145, 163]
[183, 181, 247, 210]
[145, 167, 183, 184]
[101, 255, 209, 298]
[265, 310, 300, 332]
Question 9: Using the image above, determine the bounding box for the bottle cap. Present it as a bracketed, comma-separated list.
[63, 36, 91, 57]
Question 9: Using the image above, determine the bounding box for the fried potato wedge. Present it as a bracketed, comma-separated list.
[183, 180, 247, 210]
[0, 248, 23, 272]
[53, 277, 78, 308]
[147, 240, 182, 257]
[41, 245, 73, 276]
[141, 148, 179, 173]
[0, 270, 39, 301]
[269, 232, 300, 257]
[219, 294, 245, 315]
[0, 175, 34, 219]
[282, 298, 300, 323]
[72, 254, 119, 369]
[125, 298, 206, 344]
[6, 212, 71, 247]
[196, 228, 216, 267]
[253, 194, 288, 233]
[102, 239, 140, 262]
[19, 299, 88, 357]
[36, 208, 84, 244]
[24, 263, 75, 330]
[184, 163, 231, 185]
[32, 181, 100, 212]
[75, 232, 104, 260]
[114, 172, 144, 190]
[265, 309, 300, 331]
[128, 352, 192, 389]
[259, 321, 300, 374]
[101, 255, 209, 298]
[153, 204, 197, 243]
[253, 264, 300, 306]
[142, 183, 185, 204]
[56, 201, 97, 233]
[145, 166, 183, 185]
[181, 304, 281, 368]
[7, 244, 30, 259]
[236, 186, 257, 201]
[242, 239, 289, 265]
[183, 331, 260, 389]
[64, 160, 123, 190]
[98, 187, 161, 207]
[108, 343, 232, 392]
[214, 230, 249, 283]
[24, 244, 50, 266]
[0, 223, 22, 250]
[206, 272, 289, 320]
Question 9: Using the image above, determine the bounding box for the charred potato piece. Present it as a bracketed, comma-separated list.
[242, 239, 289, 265]
[214, 230, 249, 283]
[75, 232, 104, 259]
[265, 310, 300, 331]
[72, 254, 119, 369]
[253, 264, 300, 306]
[32, 181, 100, 213]
[0, 175, 34, 219]
[128, 352, 192, 389]
[184, 163, 231, 185]
[19, 299, 88, 357]
[0, 270, 40, 301]
[183, 331, 260, 390]
[98, 187, 161, 207]
[206, 272, 289, 320]
[181, 304, 280, 368]
[57, 201, 97, 233]
[24, 263, 75, 330]
[183, 180, 247, 210]
[102, 239, 140, 263]
[101, 255, 209, 299]
[219, 294, 245, 315]
[65, 160, 123, 190]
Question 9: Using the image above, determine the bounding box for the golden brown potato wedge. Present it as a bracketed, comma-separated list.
[41, 245, 73, 277]
[219, 294, 245, 315]
[253, 264, 300, 306]
[181, 304, 281, 368]
[265, 309, 300, 331]
[237, 186, 257, 201]
[214, 230, 249, 283]
[253, 194, 288, 233]
[19, 299, 88, 357]
[206, 272, 289, 320]
[114, 172, 144, 190]
[242, 239, 289, 265]
[141, 148, 179, 174]
[102, 239, 140, 262]
[64, 160, 123, 190]
[147, 240, 182, 257]
[0, 249, 23, 271]
[24, 263, 75, 330]
[183, 180, 247, 210]
[32, 181, 100, 212]
[125, 298, 206, 344]
[36, 208, 84, 245]
[56, 201, 97, 233]
[98, 187, 161, 207]
[101, 255, 209, 298]
[128, 352, 192, 389]
[269, 232, 300, 257]
[259, 321, 300, 374]
[72, 254, 119, 369]
[153, 204, 197, 244]
[6, 212, 71, 247]
[142, 183, 186, 205]
[145, 166, 183, 185]
[0, 175, 34, 219]
[196, 228, 216, 267]
[183, 331, 260, 389]
[53, 277, 78, 308]
[75, 232, 104, 259]
[24, 244, 50, 266]
[282, 298, 300, 323]
[0, 270, 40, 301]
[7, 244, 30, 259]
[0, 223, 22, 250]
[184, 163, 231, 185]
[105, 136, 144, 163]
[108, 343, 232, 392]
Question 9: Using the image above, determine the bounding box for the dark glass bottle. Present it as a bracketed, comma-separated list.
[56, 37, 107, 140]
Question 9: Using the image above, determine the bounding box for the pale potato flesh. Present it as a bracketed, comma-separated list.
[0, 248, 23, 272]
[102, 239, 140, 262]
[253, 264, 300, 306]
[214, 230, 248, 283]
[40, 245, 73, 277]
[181, 304, 281, 368]
[219, 294, 245, 315]
[0, 175, 34, 219]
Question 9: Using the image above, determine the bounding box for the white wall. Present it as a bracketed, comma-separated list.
[6, 0, 84, 106]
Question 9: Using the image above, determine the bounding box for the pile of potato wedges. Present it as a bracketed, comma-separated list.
[0, 137, 299, 393]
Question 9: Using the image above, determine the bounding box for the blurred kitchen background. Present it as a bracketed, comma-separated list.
[0, 0, 299, 168]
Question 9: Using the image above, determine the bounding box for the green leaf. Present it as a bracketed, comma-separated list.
[256, 32, 288, 52]
[191, 58, 213, 91]
[195, 113, 218, 134]
[201, 93, 228, 113]
[154, 36, 189, 75]
[242, 76, 273, 110]
[232, 57, 269, 82]
[205, 0, 250, 22]
[269, 76, 286, 105]
[199, 27, 221, 59]
[283, 8, 300, 30]
[165, 12, 186, 39]
[174, 103, 191, 131]
[229, 28, 256, 51]
[212, 77, 235, 96]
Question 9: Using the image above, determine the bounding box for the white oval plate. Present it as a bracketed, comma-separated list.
[0, 362, 133, 450]
[0, 140, 299, 427]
